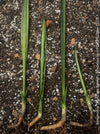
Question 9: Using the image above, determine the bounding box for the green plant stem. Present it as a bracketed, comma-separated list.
[21, 0, 29, 103]
[75, 45, 91, 109]
[29, 17, 46, 128]
[61, 0, 67, 114]
[38, 17, 47, 115]
[7, 0, 29, 128]
[70, 45, 93, 127]
[41, 0, 67, 130]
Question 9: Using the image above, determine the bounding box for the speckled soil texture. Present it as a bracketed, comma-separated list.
[0, 0, 100, 134]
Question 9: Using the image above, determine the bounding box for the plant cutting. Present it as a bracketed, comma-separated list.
[70, 45, 93, 127]
[41, 0, 67, 130]
[28, 17, 47, 128]
[7, 0, 29, 128]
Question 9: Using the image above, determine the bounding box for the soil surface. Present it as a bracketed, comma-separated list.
[0, 0, 100, 134]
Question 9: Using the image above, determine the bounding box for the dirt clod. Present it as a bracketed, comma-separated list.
[50, 64, 57, 72]
[31, 75, 37, 81]
[91, 93, 95, 98]
[35, 54, 40, 60]
[52, 96, 58, 101]
[46, 20, 52, 28]
[70, 38, 75, 46]
[80, 98, 84, 106]
[53, 117, 57, 121]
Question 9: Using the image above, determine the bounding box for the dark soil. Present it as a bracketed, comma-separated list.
[0, 0, 100, 134]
